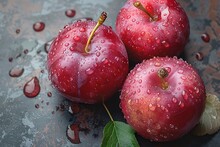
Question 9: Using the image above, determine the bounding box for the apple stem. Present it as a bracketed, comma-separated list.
[158, 68, 168, 79]
[133, 1, 157, 21]
[84, 12, 107, 53]
[103, 101, 114, 122]
[158, 68, 169, 90]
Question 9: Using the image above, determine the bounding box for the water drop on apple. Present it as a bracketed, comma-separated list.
[85, 68, 94, 75]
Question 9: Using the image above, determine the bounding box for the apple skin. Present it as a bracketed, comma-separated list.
[116, 0, 190, 63]
[47, 19, 129, 104]
[120, 56, 206, 142]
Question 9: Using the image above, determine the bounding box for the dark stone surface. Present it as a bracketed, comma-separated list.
[0, 0, 219, 146]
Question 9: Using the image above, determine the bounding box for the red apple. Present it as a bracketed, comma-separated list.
[116, 0, 190, 63]
[120, 56, 206, 142]
[47, 12, 129, 104]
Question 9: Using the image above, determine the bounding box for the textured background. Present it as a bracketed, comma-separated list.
[0, 0, 219, 146]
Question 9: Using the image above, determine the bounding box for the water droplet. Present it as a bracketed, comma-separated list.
[156, 97, 161, 101]
[23, 49, 29, 54]
[96, 52, 100, 57]
[95, 46, 101, 50]
[85, 68, 94, 75]
[63, 25, 69, 29]
[101, 39, 105, 43]
[153, 26, 159, 32]
[127, 15, 131, 19]
[169, 124, 174, 129]
[71, 17, 93, 24]
[182, 90, 188, 100]
[147, 89, 151, 94]
[47, 92, 52, 97]
[179, 101, 184, 108]
[126, 26, 131, 31]
[154, 62, 161, 67]
[165, 67, 171, 73]
[79, 27, 86, 32]
[65, 9, 76, 18]
[161, 106, 165, 111]
[73, 36, 80, 41]
[138, 79, 142, 83]
[194, 87, 200, 93]
[69, 46, 74, 51]
[66, 123, 81, 144]
[201, 33, 210, 42]
[8, 57, 13, 62]
[102, 58, 108, 64]
[9, 66, 24, 77]
[23, 77, 41, 98]
[16, 29, 20, 34]
[33, 22, 45, 32]
[181, 76, 186, 80]
[160, 0, 165, 4]
[114, 56, 119, 61]
[196, 52, 204, 61]
[149, 104, 156, 111]
[67, 27, 71, 31]
[65, 43, 70, 47]
[177, 69, 183, 74]
[141, 31, 145, 36]
[172, 97, 177, 103]
[156, 124, 161, 130]
[161, 40, 170, 48]
[163, 13, 167, 17]
[35, 104, 40, 109]
[157, 104, 161, 108]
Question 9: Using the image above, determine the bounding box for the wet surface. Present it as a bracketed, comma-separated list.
[0, 0, 220, 146]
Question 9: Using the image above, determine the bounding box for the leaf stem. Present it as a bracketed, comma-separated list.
[103, 101, 114, 122]
[84, 12, 107, 53]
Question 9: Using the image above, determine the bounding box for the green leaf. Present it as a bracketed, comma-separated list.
[101, 121, 140, 147]
[193, 93, 220, 136]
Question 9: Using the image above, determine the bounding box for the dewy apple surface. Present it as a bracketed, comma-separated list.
[0, 0, 220, 146]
